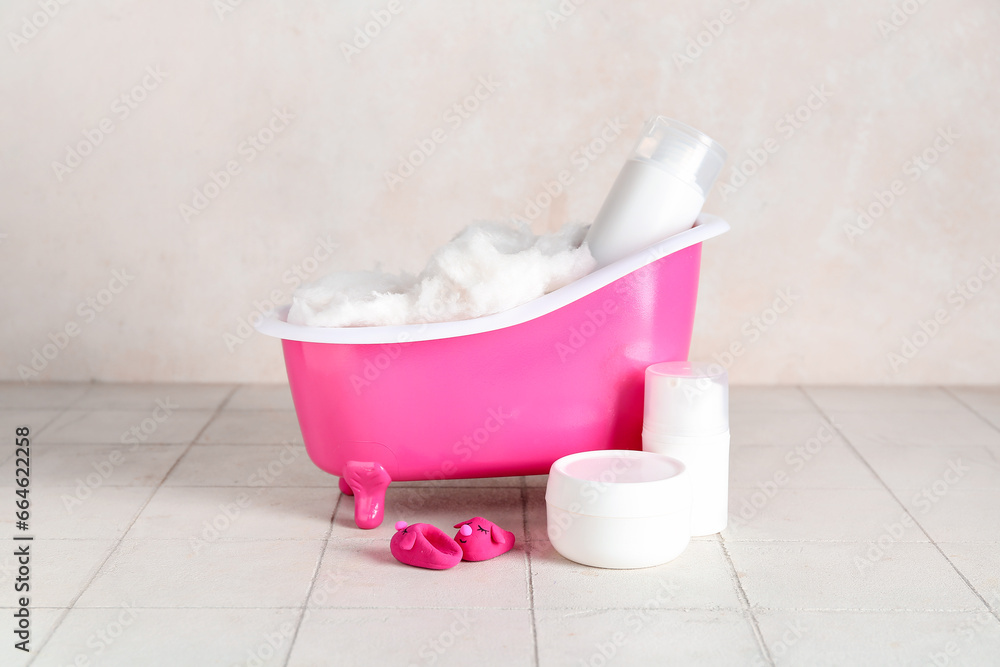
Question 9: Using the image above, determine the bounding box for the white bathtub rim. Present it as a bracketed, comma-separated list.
[254, 214, 730, 345]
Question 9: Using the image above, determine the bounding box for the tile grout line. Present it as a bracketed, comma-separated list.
[22, 441, 295, 447]
[0, 404, 71, 469]
[8, 603, 988, 612]
[13, 536, 991, 544]
[941, 386, 1000, 435]
[12, 404, 75, 666]
[19, 384, 997, 661]
[31, 406, 70, 435]
[29, 383, 98, 438]
[28, 380, 241, 447]
[23, 383, 241, 665]
[520, 482, 540, 667]
[64, 382, 232, 405]
[800, 385, 1000, 627]
[63, 380, 101, 409]
[281, 492, 341, 667]
[718, 533, 775, 667]
[214, 384, 240, 412]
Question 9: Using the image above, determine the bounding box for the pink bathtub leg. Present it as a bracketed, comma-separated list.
[338, 478, 354, 496]
[342, 461, 392, 529]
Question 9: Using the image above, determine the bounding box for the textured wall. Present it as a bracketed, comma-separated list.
[2, 0, 998, 384]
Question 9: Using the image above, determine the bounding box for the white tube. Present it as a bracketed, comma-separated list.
[585, 160, 706, 266]
[585, 116, 727, 267]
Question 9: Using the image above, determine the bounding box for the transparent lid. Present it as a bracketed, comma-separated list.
[643, 361, 729, 437]
[630, 117, 727, 198]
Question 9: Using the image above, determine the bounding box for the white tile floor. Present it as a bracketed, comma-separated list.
[0, 383, 998, 666]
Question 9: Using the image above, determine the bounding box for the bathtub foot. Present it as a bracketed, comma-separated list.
[342, 461, 392, 529]
[338, 477, 354, 496]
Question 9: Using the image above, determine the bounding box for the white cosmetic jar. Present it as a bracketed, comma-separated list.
[545, 450, 692, 569]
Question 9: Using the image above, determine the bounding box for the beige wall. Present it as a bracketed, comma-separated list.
[2, 0, 998, 384]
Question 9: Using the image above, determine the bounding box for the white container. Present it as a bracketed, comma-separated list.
[545, 450, 691, 569]
[642, 361, 730, 537]
[585, 116, 727, 267]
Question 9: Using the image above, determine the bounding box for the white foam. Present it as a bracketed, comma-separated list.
[287, 221, 597, 327]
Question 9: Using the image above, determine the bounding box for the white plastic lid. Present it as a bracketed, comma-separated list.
[630, 117, 727, 199]
[545, 450, 690, 518]
[644, 361, 729, 437]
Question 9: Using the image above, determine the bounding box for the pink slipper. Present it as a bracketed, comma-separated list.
[390, 521, 463, 570]
[453, 517, 516, 561]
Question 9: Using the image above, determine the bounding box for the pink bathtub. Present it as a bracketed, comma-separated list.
[256, 215, 729, 528]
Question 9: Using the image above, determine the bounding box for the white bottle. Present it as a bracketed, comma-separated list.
[585, 117, 727, 267]
[641, 361, 730, 537]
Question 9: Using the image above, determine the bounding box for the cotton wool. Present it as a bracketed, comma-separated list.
[287, 222, 597, 327]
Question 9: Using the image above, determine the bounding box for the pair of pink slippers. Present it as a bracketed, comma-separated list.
[390, 517, 515, 570]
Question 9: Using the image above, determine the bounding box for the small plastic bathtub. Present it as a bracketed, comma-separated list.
[256, 215, 729, 528]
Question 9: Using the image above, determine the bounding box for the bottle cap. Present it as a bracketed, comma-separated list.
[630, 117, 727, 198]
[643, 361, 729, 437]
